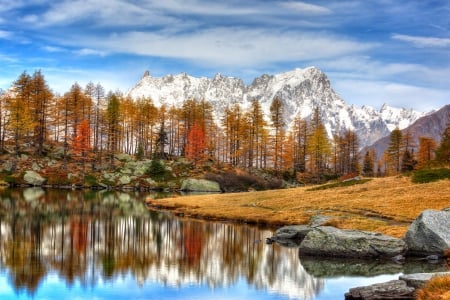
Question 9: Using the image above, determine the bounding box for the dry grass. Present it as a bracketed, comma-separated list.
[416, 275, 450, 300]
[146, 176, 450, 238]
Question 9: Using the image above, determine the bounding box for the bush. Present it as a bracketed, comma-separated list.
[146, 160, 173, 182]
[204, 171, 283, 192]
[416, 275, 450, 300]
[411, 168, 450, 184]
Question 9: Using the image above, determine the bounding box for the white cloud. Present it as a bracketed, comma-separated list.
[332, 79, 449, 112]
[75, 48, 107, 56]
[279, 1, 332, 15]
[65, 28, 373, 67]
[392, 34, 450, 48]
[0, 30, 12, 38]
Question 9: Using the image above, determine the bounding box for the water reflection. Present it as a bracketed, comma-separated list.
[0, 188, 323, 299]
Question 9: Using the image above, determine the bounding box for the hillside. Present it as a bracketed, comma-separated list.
[146, 176, 450, 238]
[365, 104, 450, 156]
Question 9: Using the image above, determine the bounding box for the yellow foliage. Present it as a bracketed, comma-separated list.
[416, 275, 450, 300]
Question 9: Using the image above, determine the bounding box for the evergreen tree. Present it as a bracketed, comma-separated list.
[270, 97, 285, 172]
[363, 150, 374, 177]
[436, 115, 450, 164]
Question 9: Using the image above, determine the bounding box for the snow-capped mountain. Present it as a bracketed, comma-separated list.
[126, 67, 424, 148]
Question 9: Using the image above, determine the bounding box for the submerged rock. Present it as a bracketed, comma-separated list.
[403, 209, 450, 256]
[345, 280, 415, 300]
[400, 272, 450, 289]
[299, 226, 407, 258]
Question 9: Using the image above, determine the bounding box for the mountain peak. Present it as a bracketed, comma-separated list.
[126, 67, 424, 148]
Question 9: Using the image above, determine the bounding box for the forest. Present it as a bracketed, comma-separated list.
[0, 70, 449, 187]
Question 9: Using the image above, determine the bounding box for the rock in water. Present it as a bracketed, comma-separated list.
[345, 280, 415, 300]
[403, 209, 450, 256]
[299, 226, 407, 258]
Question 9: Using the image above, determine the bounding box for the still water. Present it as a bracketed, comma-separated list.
[0, 188, 447, 300]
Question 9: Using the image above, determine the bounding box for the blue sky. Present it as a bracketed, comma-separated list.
[0, 0, 449, 111]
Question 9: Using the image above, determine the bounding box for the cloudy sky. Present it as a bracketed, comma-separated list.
[0, 0, 449, 111]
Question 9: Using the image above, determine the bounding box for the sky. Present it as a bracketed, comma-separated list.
[0, 0, 449, 112]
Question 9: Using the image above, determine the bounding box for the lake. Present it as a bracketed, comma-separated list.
[0, 188, 447, 300]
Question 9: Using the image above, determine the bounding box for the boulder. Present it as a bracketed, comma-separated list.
[400, 272, 450, 289]
[118, 175, 131, 185]
[23, 170, 46, 186]
[403, 209, 450, 256]
[345, 280, 415, 300]
[299, 226, 407, 258]
[267, 225, 312, 246]
[180, 178, 221, 192]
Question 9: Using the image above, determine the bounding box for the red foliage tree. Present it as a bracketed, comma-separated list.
[185, 123, 206, 165]
[72, 119, 91, 182]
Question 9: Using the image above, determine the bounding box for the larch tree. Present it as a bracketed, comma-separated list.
[6, 72, 34, 169]
[417, 137, 437, 169]
[386, 128, 402, 174]
[30, 70, 54, 156]
[72, 119, 91, 183]
[185, 123, 206, 166]
[292, 117, 308, 173]
[308, 107, 331, 181]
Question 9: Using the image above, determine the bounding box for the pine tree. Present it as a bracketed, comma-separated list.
[363, 150, 375, 177]
[270, 97, 285, 172]
[106, 92, 121, 169]
[436, 115, 450, 165]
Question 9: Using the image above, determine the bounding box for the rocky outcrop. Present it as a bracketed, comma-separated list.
[299, 226, 407, 258]
[403, 209, 450, 256]
[345, 272, 450, 300]
[23, 170, 46, 186]
[345, 280, 415, 300]
[400, 272, 450, 289]
[180, 178, 221, 192]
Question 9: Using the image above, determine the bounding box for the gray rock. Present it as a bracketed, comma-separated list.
[118, 175, 131, 185]
[403, 209, 450, 256]
[180, 178, 221, 192]
[400, 272, 450, 289]
[23, 171, 46, 186]
[309, 215, 331, 227]
[345, 280, 415, 300]
[299, 226, 407, 258]
[274, 225, 312, 240]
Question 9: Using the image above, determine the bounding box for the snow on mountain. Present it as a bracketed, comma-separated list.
[126, 67, 424, 148]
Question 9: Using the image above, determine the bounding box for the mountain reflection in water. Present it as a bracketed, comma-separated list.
[0, 188, 323, 299]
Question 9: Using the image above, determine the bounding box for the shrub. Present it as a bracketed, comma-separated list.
[416, 275, 450, 300]
[146, 159, 173, 182]
[411, 168, 450, 184]
[204, 171, 283, 192]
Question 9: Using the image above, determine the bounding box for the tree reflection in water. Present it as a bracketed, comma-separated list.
[0, 188, 323, 299]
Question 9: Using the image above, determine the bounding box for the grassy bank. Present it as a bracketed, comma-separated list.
[146, 176, 450, 238]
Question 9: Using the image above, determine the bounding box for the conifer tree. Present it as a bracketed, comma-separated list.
[386, 128, 402, 174]
[436, 115, 450, 164]
[185, 123, 206, 166]
[72, 119, 91, 183]
[308, 108, 331, 181]
[362, 150, 375, 177]
[270, 97, 285, 172]
[106, 92, 121, 169]
[417, 136, 437, 169]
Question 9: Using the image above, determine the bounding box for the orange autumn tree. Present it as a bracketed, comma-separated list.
[185, 123, 206, 165]
[72, 119, 91, 183]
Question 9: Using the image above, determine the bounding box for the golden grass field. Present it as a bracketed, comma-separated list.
[146, 176, 450, 238]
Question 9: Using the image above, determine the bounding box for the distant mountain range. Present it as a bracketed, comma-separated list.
[364, 104, 450, 156]
[126, 67, 428, 149]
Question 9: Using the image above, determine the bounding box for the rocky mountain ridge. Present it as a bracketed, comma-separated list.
[126, 67, 425, 148]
